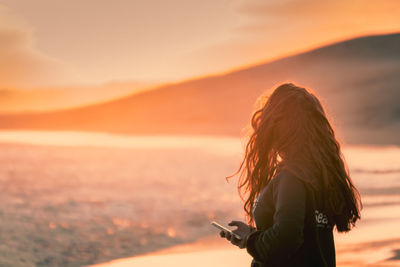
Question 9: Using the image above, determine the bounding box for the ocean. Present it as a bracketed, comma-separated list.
[0, 131, 399, 267]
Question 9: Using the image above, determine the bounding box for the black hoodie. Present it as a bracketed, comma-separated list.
[245, 169, 336, 267]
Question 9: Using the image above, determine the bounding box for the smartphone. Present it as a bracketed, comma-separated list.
[210, 221, 242, 240]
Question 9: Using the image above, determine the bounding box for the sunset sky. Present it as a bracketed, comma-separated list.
[1, 0, 400, 89]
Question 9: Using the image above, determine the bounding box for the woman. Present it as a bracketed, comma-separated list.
[220, 83, 362, 267]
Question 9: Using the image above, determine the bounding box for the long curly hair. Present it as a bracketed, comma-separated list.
[227, 83, 362, 232]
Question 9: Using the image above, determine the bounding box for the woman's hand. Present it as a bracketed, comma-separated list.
[219, 220, 255, 249]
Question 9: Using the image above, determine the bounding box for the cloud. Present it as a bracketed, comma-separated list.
[233, 0, 400, 33]
[0, 6, 71, 89]
[234, 0, 331, 18]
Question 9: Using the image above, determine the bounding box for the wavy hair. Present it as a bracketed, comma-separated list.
[227, 83, 362, 232]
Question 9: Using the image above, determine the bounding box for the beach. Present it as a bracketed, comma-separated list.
[0, 131, 399, 266]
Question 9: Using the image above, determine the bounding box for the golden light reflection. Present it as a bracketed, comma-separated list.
[111, 218, 131, 230]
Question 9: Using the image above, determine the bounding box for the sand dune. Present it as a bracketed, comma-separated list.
[0, 33, 399, 144]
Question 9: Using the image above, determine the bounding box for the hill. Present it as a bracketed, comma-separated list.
[0, 81, 158, 113]
[1, 33, 399, 145]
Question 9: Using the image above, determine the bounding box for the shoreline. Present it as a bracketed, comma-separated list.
[90, 226, 400, 267]
[89, 236, 252, 267]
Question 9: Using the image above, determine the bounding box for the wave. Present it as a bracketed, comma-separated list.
[359, 186, 400, 196]
[351, 168, 400, 174]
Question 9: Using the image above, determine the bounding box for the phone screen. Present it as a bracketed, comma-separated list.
[210, 221, 242, 240]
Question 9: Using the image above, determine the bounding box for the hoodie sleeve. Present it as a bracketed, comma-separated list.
[245, 171, 306, 264]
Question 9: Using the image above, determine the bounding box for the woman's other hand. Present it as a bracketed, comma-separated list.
[219, 220, 255, 249]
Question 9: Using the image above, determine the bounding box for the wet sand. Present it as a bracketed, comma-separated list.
[90, 236, 252, 267]
[90, 203, 400, 267]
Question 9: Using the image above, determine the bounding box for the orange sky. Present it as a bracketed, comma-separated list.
[1, 0, 400, 89]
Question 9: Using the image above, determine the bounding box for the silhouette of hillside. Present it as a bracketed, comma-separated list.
[1, 33, 399, 144]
